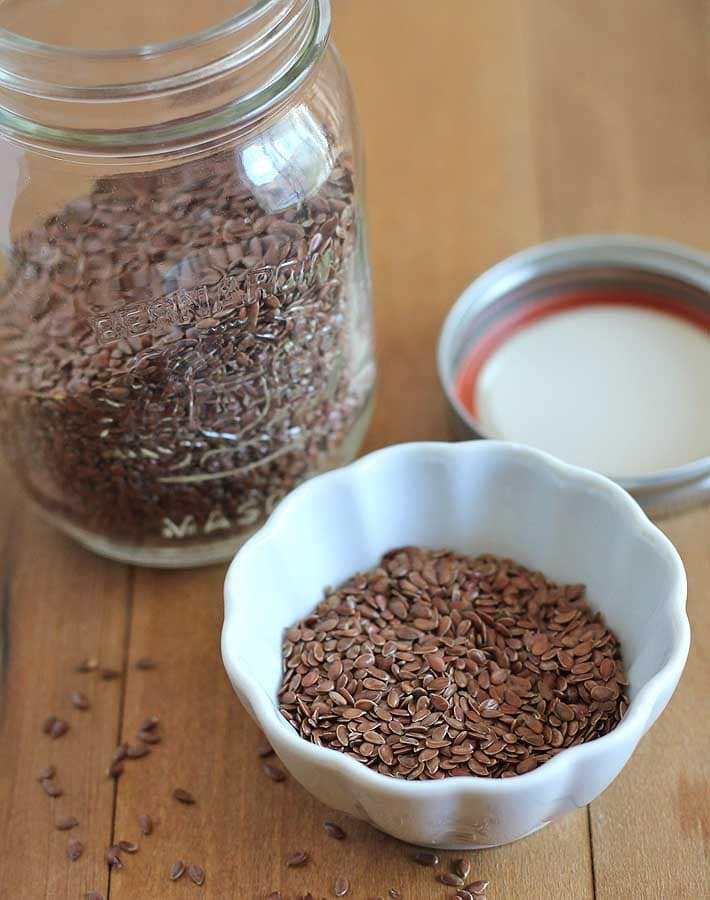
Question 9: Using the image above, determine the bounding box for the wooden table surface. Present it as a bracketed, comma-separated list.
[1, 2, 708, 898]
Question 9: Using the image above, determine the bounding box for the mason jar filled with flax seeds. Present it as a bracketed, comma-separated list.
[0, 0, 375, 566]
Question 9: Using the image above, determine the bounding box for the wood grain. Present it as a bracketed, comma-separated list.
[0, 508, 130, 900]
[528, 0, 710, 243]
[0, 1, 708, 898]
[590, 506, 710, 900]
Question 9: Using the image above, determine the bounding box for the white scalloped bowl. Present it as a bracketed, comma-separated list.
[221, 441, 689, 849]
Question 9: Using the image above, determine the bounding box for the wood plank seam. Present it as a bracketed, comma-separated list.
[107, 566, 136, 900]
[587, 804, 599, 898]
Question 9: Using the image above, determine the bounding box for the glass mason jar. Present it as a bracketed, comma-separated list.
[0, 0, 375, 566]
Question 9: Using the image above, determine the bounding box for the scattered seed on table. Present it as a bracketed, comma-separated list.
[173, 788, 195, 804]
[37, 765, 56, 781]
[86, 892, 104, 900]
[67, 839, 83, 861]
[100, 668, 120, 681]
[257, 737, 274, 758]
[139, 715, 159, 732]
[334, 877, 350, 896]
[50, 718, 70, 739]
[263, 763, 287, 782]
[41, 715, 57, 735]
[107, 761, 124, 779]
[457, 892, 474, 900]
[76, 658, 98, 673]
[125, 743, 150, 759]
[454, 858, 471, 880]
[135, 657, 157, 670]
[188, 864, 206, 886]
[71, 690, 90, 711]
[137, 729, 161, 744]
[440, 873, 464, 887]
[105, 846, 123, 869]
[388, 890, 402, 899]
[286, 851, 309, 868]
[169, 860, 185, 881]
[138, 814, 153, 835]
[468, 880, 489, 895]
[56, 815, 79, 831]
[266, 893, 282, 900]
[112, 743, 128, 764]
[41, 778, 62, 797]
[118, 840, 139, 853]
[324, 821, 346, 840]
[413, 851, 439, 866]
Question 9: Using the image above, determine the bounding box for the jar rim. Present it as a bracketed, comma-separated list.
[0, 0, 278, 62]
[0, 0, 331, 152]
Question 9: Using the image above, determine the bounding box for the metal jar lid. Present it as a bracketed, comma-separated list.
[437, 235, 710, 517]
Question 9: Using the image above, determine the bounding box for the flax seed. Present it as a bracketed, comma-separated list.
[169, 860, 185, 881]
[279, 549, 627, 780]
[334, 877, 350, 896]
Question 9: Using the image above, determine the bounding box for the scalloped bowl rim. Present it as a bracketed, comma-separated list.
[222, 440, 689, 799]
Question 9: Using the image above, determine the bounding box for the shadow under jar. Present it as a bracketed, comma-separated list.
[0, 0, 375, 566]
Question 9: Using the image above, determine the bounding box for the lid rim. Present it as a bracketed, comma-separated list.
[437, 234, 710, 504]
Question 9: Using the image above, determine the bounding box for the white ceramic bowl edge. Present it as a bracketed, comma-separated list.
[222, 441, 689, 848]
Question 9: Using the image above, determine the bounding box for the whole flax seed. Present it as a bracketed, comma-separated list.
[135, 657, 158, 671]
[138, 814, 153, 836]
[324, 821, 346, 840]
[139, 715, 160, 732]
[105, 846, 123, 869]
[454, 858, 471, 880]
[112, 743, 128, 764]
[188, 864, 206, 886]
[334, 877, 350, 896]
[278, 548, 628, 781]
[76, 658, 98, 673]
[41, 778, 62, 798]
[125, 742, 150, 759]
[50, 719, 69, 739]
[441, 873, 465, 887]
[286, 851, 309, 868]
[41, 716, 57, 734]
[172, 788, 195, 804]
[263, 763, 287, 782]
[118, 840, 139, 853]
[169, 860, 185, 881]
[71, 690, 90, 710]
[257, 737, 274, 758]
[413, 851, 439, 866]
[67, 839, 83, 861]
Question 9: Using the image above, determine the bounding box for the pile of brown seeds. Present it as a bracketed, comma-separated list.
[278, 547, 629, 779]
[0, 147, 373, 555]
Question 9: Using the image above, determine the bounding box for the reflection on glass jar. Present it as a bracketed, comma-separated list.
[0, 0, 375, 566]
